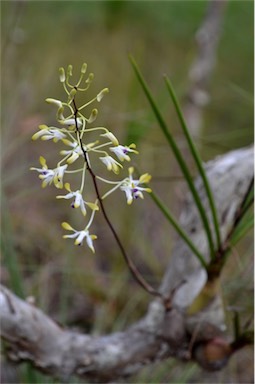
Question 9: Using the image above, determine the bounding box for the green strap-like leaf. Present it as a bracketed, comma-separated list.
[150, 191, 207, 268]
[164, 75, 221, 252]
[229, 212, 254, 246]
[130, 55, 215, 261]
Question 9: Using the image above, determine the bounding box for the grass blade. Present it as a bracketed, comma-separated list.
[150, 191, 207, 268]
[164, 76, 221, 251]
[229, 213, 254, 246]
[129, 55, 215, 260]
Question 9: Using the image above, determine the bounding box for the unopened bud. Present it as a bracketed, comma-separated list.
[46, 98, 63, 108]
[86, 73, 94, 84]
[81, 63, 87, 74]
[59, 68, 66, 83]
[68, 88, 77, 102]
[97, 88, 109, 102]
[67, 65, 73, 77]
[87, 109, 98, 123]
[101, 131, 119, 146]
[57, 106, 65, 121]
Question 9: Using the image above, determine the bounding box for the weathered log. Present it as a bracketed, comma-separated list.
[1, 145, 253, 382]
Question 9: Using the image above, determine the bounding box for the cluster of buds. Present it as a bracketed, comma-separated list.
[31, 63, 152, 253]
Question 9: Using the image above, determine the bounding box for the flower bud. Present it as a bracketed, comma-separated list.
[100, 131, 119, 146]
[57, 107, 65, 121]
[46, 98, 63, 108]
[59, 68, 66, 83]
[67, 65, 73, 77]
[86, 73, 94, 84]
[87, 109, 98, 123]
[68, 88, 77, 102]
[81, 63, 87, 74]
[97, 88, 109, 102]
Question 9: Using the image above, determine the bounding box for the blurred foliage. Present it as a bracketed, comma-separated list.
[1, 1, 253, 383]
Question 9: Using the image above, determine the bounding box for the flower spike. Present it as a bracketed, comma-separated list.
[30, 63, 152, 255]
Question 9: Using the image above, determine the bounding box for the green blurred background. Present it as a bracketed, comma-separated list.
[1, 1, 253, 383]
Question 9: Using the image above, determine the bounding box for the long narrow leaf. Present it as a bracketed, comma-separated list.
[130, 55, 215, 260]
[150, 192, 207, 268]
[164, 76, 221, 251]
[228, 179, 254, 246]
[230, 213, 254, 246]
[240, 182, 254, 213]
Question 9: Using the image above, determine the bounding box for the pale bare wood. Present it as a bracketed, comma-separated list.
[183, 0, 228, 137]
[1, 145, 253, 382]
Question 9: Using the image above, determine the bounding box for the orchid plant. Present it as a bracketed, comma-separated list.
[30, 63, 161, 299]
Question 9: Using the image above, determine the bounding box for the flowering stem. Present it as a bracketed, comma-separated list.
[72, 98, 167, 304]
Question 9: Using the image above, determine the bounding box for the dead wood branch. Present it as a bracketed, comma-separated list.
[1, 145, 253, 382]
[184, 0, 228, 136]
